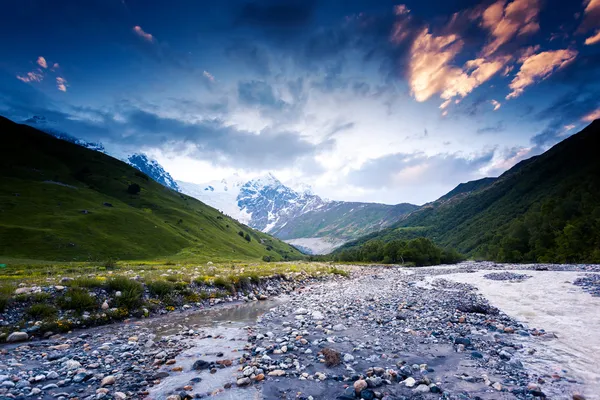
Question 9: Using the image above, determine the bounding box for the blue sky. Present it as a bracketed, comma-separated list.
[1, 0, 599, 204]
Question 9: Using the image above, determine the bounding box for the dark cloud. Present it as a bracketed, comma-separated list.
[237, 80, 286, 110]
[347, 150, 494, 190]
[477, 121, 505, 134]
[237, 0, 316, 28]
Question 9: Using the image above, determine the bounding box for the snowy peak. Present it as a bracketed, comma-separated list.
[126, 154, 180, 192]
[25, 116, 106, 153]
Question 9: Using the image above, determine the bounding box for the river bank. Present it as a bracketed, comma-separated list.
[1, 262, 598, 399]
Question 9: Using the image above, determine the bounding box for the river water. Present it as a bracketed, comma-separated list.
[435, 268, 600, 398]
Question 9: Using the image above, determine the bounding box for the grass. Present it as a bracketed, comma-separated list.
[68, 277, 105, 288]
[26, 303, 57, 319]
[58, 288, 98, 313]
[0, 116, 306, 263]
[147, 280, 176, 298]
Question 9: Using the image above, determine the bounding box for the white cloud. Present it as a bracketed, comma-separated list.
[16, 71, 43, 83]
[491, 99, 501, 111]
[506, 49, 578, 99]
[56, 77, 68, 92]
[132, 25, 154, 42]
[37, 56, 47, 69]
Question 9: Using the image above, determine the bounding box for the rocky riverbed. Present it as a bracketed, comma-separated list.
[1, 262, 598, 400]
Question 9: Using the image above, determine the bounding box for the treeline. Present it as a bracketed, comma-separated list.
[477, 181, 600, 263]
[319, 237, 464, 266]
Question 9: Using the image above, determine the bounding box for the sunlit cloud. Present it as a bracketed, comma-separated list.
[36, 56, 47, 69]
[56, 77, 68, 92]
[203, 70, 215, 82]
[390, 4, 412, 44]
[578, 0, 600, 33]
[16, 71, 43, 83]
[480, 0, 541, 57]
[51, 62, 60, 70]
[585, 29, 600, 45]
[491, 99, 501, 111]
[506, 49, 578, 99]
[582, 108, 600, 122]
[132, 25, 154, 42]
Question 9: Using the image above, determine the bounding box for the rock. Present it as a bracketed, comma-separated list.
[404, 377, 416, 388]
[268, 370, 286, 377]
[471, 351, 483, 359]
[114, 393, 127, 400]
[454, 337, 471, 346]
[7, 332, 29, 342]
[353, 379, 368, 393]
[294, 308, 308, 315]
[311, 311, 324, 320]
[255, 373, 265, 381]
[492, 382, 502, 391]
[236, 377, 251, 386]
[315, 372, 326, 381]
[343, 353, 355, 362]
[64, 360, 81, 370]
[100, 375, 115, 387]
[360, 389, 375, 400]
[166, 396, 181, 400]
[46, 371, 59, 380]
[332, 324, 347, 331]
[414, 384, 430, 393]
[101, 301, 109, 310]
[192, 360, 211, 370]
[15, 287, 35, 295]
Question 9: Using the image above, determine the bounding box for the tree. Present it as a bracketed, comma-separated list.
[127, 183, 141, 195]
[244, 233, 251, 242]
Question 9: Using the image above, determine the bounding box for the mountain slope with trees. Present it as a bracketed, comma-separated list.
[0, 116, 304, 262]
[337, 120, 600, 263]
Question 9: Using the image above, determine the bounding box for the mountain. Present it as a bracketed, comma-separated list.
[126, 153, 180, 192]
[179, 174, 418, 254]
[0, 116, 304, 262]
[337, 120, 600, 263]
[22, 116, 180, 193]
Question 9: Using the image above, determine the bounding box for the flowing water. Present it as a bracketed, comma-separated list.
[437, 268, 600, 398]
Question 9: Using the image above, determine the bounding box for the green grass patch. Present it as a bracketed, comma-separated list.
[26, 303, 57, 319]
[58, 288, 98, 313]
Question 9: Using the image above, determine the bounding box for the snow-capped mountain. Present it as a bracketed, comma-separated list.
[178, 173, 418, 254]
[22, 116, 179, 192]
[126, 154, 180, 192]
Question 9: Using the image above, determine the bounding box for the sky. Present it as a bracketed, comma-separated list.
[1, 0, 599, 205]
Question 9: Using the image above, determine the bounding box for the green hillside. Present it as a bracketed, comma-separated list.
[0, 116, 304, 262]
[336, 120, 600, 263]
[271, 202, 418, 242]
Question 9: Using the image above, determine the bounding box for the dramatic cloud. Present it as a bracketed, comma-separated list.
[56, 77, 68, 92]
[507, 49, 578, 99]
[491, 99, 501, 110]
[585, 30, 600, 45]
[407, 28, 463, 102]
[578, 0, 600, 33]
[36, 56, 47, 69]
[480, 0, 541, 57]
[16, 71, 43, 83]
[583, 108, 600, 121]
[347, 151, 494, 191]
[132, 25, 154, 42]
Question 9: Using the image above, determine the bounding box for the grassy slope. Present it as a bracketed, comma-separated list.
[271, 202, 418, 241]
[337, 120, 600, 256]
[0, 117, 304, 262]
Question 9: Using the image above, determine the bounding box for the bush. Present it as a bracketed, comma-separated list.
[115, 287, 144, 310]
[322, 348, 341, 367]
[329, 267, 349, 278]
[103, 258, 117, 269]
[69, 277, 104, 288]
[147, 280, 176, 298]
[244, 233, 251, 242]
[127, 183, 141, 195]
[106, 276, 142, 293]
[262, 255, 272, 262]
[213, 276, 234, 293]
[26, 303, 57, 319]
[59, 288, 97, 313]
[238, 231, 245, 237]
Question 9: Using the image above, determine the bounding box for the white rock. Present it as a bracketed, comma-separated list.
[311, 311, 324, 320]
[404, 377, 416, 388]
[64, 360, 81, 370]
[7, 332, 28, 342]
[294, 308, 308, 315]
[332, 324, 347, 331]
[343, 354, 355, 362]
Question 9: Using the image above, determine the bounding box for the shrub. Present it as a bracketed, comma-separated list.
[213, 276, 234, 293]
[26, 303, 57, 319]
[147, 280, 176, 298]
[262, 255, 272, 262]
[321, 348, 341, 367]
[329, 267, 349, 278]
[115, 287, 144, 310]
[106, 276, 142, 293]
[103, 258, 117, 269]
[59, 288, 97, 313]
[238, 231, 245, 237]
[69, 277, 104, 288]
[244, 233, 251, 242]
[127, 183, 141, 195]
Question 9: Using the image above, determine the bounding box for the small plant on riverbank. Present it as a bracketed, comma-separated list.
[147, 280, 176, 298]
[26, 303, 57, 319]
[59, 288, 97, 313]
[321, 348, 341, 366]
[329, 267, 349, 277]
[106, 276, 142, 293]
[115, 287, 144, 310]
[68, 277, 104, 288]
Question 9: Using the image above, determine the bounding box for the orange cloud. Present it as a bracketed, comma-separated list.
[582, 108, 600, 122]
[480, 0, 541, 57]
[390, 4, 412, 44]
[56, 77, 68, 92]
[578, 0, 600, 33]
[37, 56, 47, 69]
[133, 25, 154, 42]
[407, 28, 463, 102]
[16, 71, 43, 83]
[585, 29, 600, 45]
[506, 49, 577, 99]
